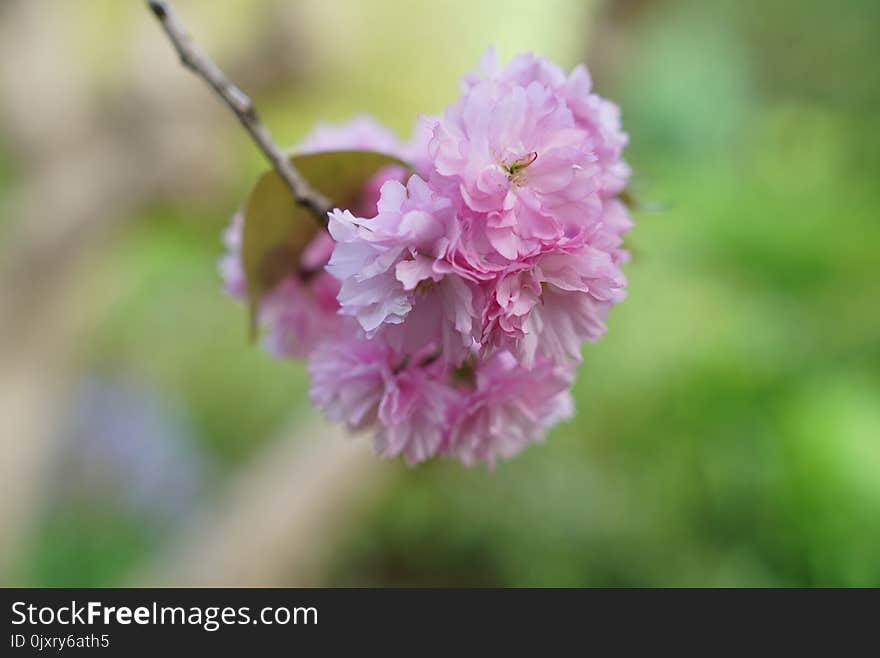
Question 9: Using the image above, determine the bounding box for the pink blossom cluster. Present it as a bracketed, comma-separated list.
[221, 51, 632, 466]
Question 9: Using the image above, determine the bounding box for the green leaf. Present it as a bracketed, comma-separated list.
[242, 150, 408, 338]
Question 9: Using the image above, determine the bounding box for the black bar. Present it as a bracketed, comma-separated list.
[1, 587, 872, 653]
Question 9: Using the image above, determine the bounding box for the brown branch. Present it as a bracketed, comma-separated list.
[145, 0, 332, 226]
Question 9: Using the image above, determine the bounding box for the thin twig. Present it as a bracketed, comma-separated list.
[146, 0, 331, 226]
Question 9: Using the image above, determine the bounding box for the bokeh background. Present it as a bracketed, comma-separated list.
[1, 0, 878, 587]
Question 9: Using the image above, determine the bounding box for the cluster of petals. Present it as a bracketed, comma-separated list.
[221, 52, 633, 466]
[327, 51, 631, 375]
[308, 337, 573, 466]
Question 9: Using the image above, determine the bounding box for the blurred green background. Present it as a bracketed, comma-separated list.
[1, 0, 878, 587]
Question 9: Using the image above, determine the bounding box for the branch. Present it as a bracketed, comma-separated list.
[146, 0, 331, 226]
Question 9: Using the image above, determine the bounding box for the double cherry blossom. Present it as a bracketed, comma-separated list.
[222, 51, 631, 466]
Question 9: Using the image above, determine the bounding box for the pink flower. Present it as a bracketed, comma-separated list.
[309, 337, 576, 466]
[448, 350, 574, 467]
[428, 78, 601, 259]
[222, 54, 633, 466]
[462, 48, 630, 197]
[481, 244, 626, 367]
[326, 175, 479, 363]
[309, 337, 457, 464]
